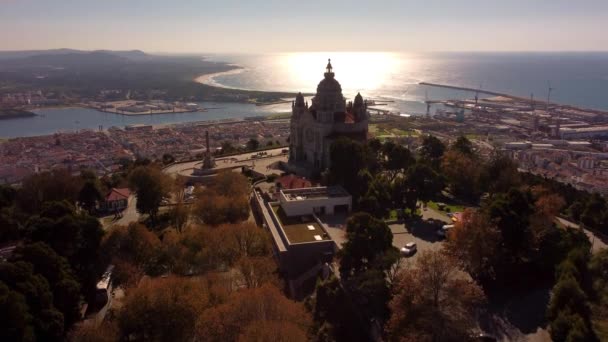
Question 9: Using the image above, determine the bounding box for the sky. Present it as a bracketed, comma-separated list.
[1, 0, 607, 53]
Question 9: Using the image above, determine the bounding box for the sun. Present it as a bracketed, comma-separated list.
[281, 52, 404, 96]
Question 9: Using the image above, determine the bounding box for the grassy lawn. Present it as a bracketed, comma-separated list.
[427, 200, 466, 213]
[271, 205, 328, 243]
[266, 112, 292, 120]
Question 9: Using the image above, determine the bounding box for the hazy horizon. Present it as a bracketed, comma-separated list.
[1, 0, 607, 53]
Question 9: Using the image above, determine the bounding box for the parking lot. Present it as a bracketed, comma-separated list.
[390, 207, 453, 263]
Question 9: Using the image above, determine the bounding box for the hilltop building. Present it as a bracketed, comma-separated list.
[251, 185, 352, 297]
[288, 59, 369, 175]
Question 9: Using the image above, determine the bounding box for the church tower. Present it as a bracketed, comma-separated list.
[288, 60, 369, 176]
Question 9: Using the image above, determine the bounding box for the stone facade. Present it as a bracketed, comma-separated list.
[289, 60, 369, 175]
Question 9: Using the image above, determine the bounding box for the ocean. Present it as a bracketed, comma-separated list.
[2, 52, 607, 138]
[201, 52, 608, 114]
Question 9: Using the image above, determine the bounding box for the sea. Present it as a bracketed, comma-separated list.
[2, 52, 608, 138]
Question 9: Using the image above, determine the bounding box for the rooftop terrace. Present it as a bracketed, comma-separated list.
[281, 186, 349, 202]
[271, 204, 330, 244]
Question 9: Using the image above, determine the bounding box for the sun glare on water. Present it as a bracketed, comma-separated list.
[282, 52, 404, 95]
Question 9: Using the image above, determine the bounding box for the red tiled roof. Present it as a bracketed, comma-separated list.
[276, 174, 312, 190]
[106, 188, 130, 201]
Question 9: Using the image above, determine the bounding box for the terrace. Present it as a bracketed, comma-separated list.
[271, 204, 330, 244]
[281, 186, 349, 201]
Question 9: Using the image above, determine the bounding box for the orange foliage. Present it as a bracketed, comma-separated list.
[196, 284, 311, 342]
[387, 251, 484, 341]
[118, 276, 215, 341]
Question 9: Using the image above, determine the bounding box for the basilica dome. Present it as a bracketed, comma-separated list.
[313, 59, 345, 111]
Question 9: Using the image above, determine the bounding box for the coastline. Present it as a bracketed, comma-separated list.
[194, 67, 247, 90]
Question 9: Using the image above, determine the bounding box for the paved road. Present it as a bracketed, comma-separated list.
[556, 217, 607, 254]
[100, 195, 140, 229]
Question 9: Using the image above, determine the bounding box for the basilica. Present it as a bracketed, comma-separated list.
[288, 60, 369, 175]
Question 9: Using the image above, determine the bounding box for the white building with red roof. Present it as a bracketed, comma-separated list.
[102, 188, 131, 211]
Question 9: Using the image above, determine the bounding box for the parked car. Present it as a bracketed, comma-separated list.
[400, 242, 417, 256]
[437, 224, 454, 237]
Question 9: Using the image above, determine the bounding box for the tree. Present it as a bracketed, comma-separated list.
[220, 141, 237, 155]
[169, 202, 189, 232]
[129, 165, 171, 219]
[580, 193, 607, 231]
[162, 153, 175, 165]
[486, 188, 535, 257]
[0, 261, 65, 341]
[118, 277, 211, 341]
[0, 281, 35, 342]
[360, 175, 392, 218]
[339, 213, 396, 278]
[17, 170, 83, 214]
[381, 142, 414, 181]
[590, 249, 608, 303]
[194, 172, 250, 225]
[246, 138, 260, 151]
[387, 251, 485, 342]
[69, 321, 118, 342]
[0, 184, 17, 209]
[101, 223, 161, 277]
[24, 201, 105, 301]
[419, 135, 446, 169]
[212, 223, 271, 266]
[235, 256, 278, 289]
[568, 201, 585, 222]
[311, 275, 367, 342]
[396, 163, 444, 215]
[444, 209, 501, 282]
[441, 150, 481, 200]
[195, 284, 311, 342]
[78, 181, 102, 213]
[480, 154, 521, 195]
[328, 137, 374, 202]
[13, 243, 82, 327]
[451, 136, 474, 156]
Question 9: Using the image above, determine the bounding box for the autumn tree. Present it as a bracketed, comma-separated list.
[118, 277, 212, 341]
[235, 256, 278, 289]
[17, 170, 82, 214]
[194, 171, 250, 225]
[387, 250, 485, 342]
[100, 223, 161, 278]
[210, 222, 271, 267]
[444, 209, 501, 282]
[69, 321, 118, 342]
[195, 284, 311, 342]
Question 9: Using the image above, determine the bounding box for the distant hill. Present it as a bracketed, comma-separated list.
[0, 49, 149, 61]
